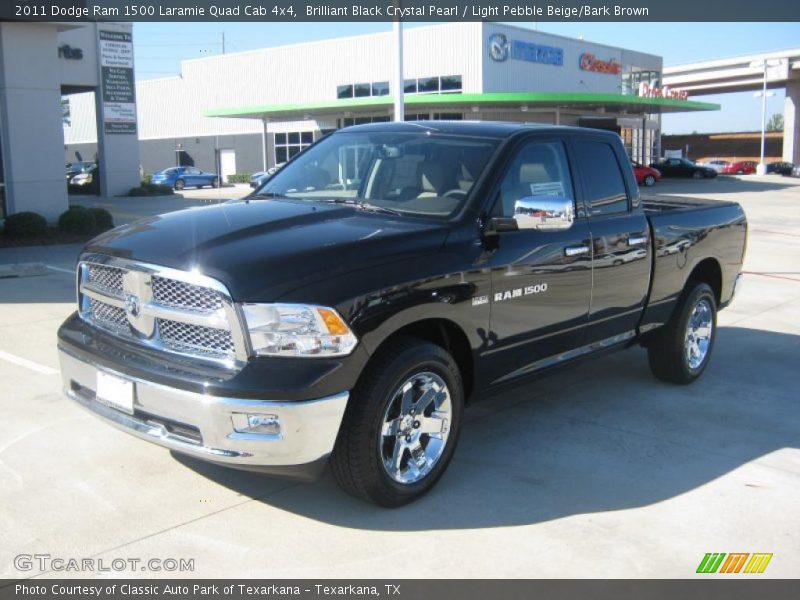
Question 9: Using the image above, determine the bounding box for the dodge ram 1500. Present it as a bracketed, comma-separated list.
[58, 122, 747, 506]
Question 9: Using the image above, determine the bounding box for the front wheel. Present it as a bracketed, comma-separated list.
[692, 171, 703, 180]
[647, 282, 717, 384]
[173, 179, 185, 190]
[644, 174, 656, 187]
[330, 337, 463, 507]
[211, 177, 220, 188]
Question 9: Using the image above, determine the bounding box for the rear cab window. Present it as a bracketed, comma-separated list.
[573, 140, 630, 216]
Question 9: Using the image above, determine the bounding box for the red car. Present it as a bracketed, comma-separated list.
[722, 161, 757, 175]
[632, 162, 662, 186]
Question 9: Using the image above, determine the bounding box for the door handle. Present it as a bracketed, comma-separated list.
[627, 235, 648, 247]
[564, 245, 590, 257]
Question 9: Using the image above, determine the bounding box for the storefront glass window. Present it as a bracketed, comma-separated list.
[274, 131, 314, 164]
[440, 76, 462, 92]
[417, 77, 439, 93]
[353, 83, 371, 98]
[372, 82, 390, 96]
[337, 84, 354, 99]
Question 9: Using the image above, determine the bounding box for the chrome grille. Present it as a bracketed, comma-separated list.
[158, 319, 235, 357]
[152, 276, 224, 312]
[89, 298, 129, 333]
[78, 256, 246, 368]
[87, 264, 125, 295]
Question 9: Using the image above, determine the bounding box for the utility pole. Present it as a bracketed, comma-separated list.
[751, 59, 780, 175]
[392, 13, 404, 122]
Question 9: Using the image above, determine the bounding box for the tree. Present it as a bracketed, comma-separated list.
[766, 113, 784, 132]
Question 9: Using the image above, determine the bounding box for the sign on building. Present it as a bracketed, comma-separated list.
[99, 30, 136, 134]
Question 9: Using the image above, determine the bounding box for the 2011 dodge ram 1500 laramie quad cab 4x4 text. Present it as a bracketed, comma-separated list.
[58, 122, 747, 506]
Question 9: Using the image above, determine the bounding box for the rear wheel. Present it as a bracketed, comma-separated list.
[647, 282, 717, 384]
[644, 174, 656, 187]
[174, 179, 185, 190]
[330, 337, 463, 507]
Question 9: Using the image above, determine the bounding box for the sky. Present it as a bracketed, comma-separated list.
[131, 21, 800, 134]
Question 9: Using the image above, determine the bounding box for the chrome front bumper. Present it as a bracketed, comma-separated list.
[59, 346, 349, 468]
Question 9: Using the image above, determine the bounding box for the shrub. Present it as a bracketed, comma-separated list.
[226, 173, 250, 184]
[3, 211, 47, 239]
[89, 207, 114, 233]
[141, 174, 152, 184]
[58, 205, 96, 235]
[128, 182, 174, 196]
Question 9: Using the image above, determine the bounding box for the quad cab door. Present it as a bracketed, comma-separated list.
[482, 137, 593, 385]
[573, 136, 650, 346]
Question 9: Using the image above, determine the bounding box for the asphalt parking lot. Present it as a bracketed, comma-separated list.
[1, 175, 798, 578]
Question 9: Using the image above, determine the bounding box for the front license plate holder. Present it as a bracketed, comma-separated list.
[96, 370, 134, 415]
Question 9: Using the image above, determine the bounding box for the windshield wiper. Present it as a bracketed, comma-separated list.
[314, 197, 403, 216]
[248, 192, 292, 199]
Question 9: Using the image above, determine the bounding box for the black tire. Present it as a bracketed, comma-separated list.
[647, 282, 717, 384]
[174, 179, 185, 190]
[692, 171, 703, 180]
[330, 336, 464, 507]
[644, 174, 656, 187]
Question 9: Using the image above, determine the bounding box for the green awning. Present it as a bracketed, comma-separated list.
[205, 92, 719, 120]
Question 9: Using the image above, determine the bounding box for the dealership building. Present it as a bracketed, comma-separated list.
[60, 22, 718, 186]
[2, 22, 720, 220]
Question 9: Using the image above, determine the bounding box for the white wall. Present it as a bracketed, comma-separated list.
[0, 22, 68, 220]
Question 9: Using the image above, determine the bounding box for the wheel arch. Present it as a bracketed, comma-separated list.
[686, 257, 723, 306]
[364, 318, 475, 402]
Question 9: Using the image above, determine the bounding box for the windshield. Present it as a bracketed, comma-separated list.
[254, 131, 499, 218]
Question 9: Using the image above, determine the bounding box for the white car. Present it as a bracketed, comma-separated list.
[699, 160, 729, 173]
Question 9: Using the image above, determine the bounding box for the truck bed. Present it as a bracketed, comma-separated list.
[642, 195, 739, 213]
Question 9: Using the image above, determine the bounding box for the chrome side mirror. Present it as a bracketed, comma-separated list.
[513, 195, 574, 231]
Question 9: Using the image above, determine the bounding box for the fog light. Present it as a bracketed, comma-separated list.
[231, 413, 281, 435]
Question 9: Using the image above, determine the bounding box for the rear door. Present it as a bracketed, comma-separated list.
[573, 136, 650, 345]
[483, 137, 593, 384]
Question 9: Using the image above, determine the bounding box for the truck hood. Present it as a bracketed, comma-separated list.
[85, 199, 450, 301]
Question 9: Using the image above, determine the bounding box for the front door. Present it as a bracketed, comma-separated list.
[483, 138, 592, 385]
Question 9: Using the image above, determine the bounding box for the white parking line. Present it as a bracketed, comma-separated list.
[0, 350, 59, 375]
[46, 265, 75, 275]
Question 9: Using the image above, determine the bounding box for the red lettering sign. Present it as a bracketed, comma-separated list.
[638, 82, 689, 101]
[579, 53, 621, 75]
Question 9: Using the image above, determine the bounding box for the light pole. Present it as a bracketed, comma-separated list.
[392, 18, 404, 122]
[751, 59, 781, 175]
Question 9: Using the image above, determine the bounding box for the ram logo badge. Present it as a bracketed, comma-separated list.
[494, 283, 548, 302]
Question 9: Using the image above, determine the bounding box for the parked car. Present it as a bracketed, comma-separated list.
[722, 161, 757, 175]
[249, 163, 286, 188]
[649, 157, 717, 179]
[65, 161, 95, 183]
[632, 162, 661, 187]
[59, 122, 747, 507]
[698, 160, 729, 173]
[68, 164, 100, 194]
[766, 161, 795, 176]
[151, 167, 220, 190]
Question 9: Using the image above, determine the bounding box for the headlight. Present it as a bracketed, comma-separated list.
[72, 173, 92, 184]
[243, 303, 357, 357]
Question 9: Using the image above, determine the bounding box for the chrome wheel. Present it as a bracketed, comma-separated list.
[684, 298, 713, 369]
[380, 372, 452, 485]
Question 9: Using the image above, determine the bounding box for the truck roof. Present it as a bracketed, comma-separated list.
[339, 120, 600, 139]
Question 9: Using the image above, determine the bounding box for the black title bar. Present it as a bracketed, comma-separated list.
[4, 0, 800, 22]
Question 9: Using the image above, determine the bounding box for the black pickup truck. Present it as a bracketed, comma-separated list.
[58, 122, 747, 507]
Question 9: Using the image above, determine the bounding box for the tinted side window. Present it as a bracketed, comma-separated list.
[492, 141, 575, 218]
[574, 141, 629, 216]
